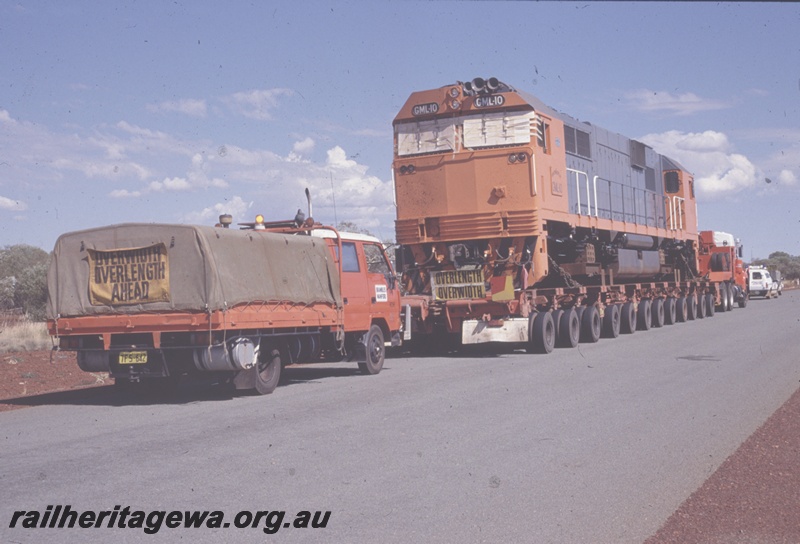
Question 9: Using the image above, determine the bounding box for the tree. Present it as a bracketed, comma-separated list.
[0, 244, 50, 320]
[751, 251, 800, 281]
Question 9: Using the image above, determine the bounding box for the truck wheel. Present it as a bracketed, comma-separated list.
[675, 297, 688, 323]
[602, 304, 620, 338]
[663, 298, 677, 325]
[358, 325, 385, 375]
[738, 293, 748, 308]
[706, 294, 716, 317]
[620, 302, 636, 334]
[558, 308, 581, 347]
[651, 298, 665, 328]
[580, 305, 601, 343]
[528, 311, 555, 354]
[727, 283, 735, 310]
[637, 299, 652, 331]
[717, 283, 728, 313]
[254, 347, 281, 395]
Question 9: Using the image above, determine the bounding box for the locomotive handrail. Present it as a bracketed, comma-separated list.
[567, 168, 591, 216]
[668, 196, 685, 230]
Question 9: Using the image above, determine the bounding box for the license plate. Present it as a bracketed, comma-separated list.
[119, 351, 148, 364]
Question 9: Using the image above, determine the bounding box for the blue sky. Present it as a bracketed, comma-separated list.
[1, 1, 798, 260]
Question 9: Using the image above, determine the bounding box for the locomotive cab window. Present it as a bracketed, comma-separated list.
[664, 171, 681, 193]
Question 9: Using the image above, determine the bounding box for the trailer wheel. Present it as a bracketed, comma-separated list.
[651, 298, 665, 328]
[696, 294, 707, 319]
[706, 294, 716, 317]
[602, 304, 620, 338]
[254, 347, 281, 395]
[675, 297, 688, 323]
[717, 283, 728, 313]
[558, 308, 581, 348]
[580, 305, 601, 343]
[663, 298, 677, 325]
[687, 295, 698, 320]
[551, 309, 564, 343]
[620, 302, 636, 334]
[528, 311, 555, 354]
[637, 299, 652, 331]
[358, 325, 385, 375]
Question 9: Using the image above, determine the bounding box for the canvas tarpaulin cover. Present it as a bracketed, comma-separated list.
[46, 223, 341, 319]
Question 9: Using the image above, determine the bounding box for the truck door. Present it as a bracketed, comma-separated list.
[338, 241, 370, 331]
[362, 242, 401, 330]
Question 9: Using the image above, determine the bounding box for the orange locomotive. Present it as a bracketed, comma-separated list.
[393, 77, 742, 353]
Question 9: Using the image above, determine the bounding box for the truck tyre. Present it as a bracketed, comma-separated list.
[706, 294, 716, 317]
[602, 304, 620, 338]
[738, 292, 748, 308]
[651, 298, 665, 328]
[620, 302, 636, 334]
[687, 294, 698, 320]
[726, 283, 735, 310]
[528, 311, 555, 354]
[637, 299, 652, 331]
[358, 325, 385, 375]
[663, 298, 677, 325]
[558, 308, 581, 348]
[717, 283, 728, 313]
[580, 305, 601, 343]
[675, 297, 688, 323]
[254, 347, 281, 395]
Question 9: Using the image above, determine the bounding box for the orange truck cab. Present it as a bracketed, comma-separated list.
[697, 230, 748, 308]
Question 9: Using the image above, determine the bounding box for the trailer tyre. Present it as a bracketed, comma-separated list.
[602, 304, 621, 338]
[580, 305, 601, 343]
[558, 308, 581, 348]
[696, 294, 707, 319]
[675, 297, 688, 323]
[651, 298, 665, 328]
[687, 295, 698, 320]
[706, 294, 716, 317]
[637, 299, 652, 331]
[358, 325, 385, 375]
[254, 347, 282, 395]
[663, 298, 677, 325]
[620, 302, 636, 334]
[529, 311, 555, 354]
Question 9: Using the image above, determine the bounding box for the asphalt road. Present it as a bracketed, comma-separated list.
[2, 291, 799, 544]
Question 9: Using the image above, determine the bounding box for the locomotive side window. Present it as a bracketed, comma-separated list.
[537, 118, 551, 154]
[664, 171, 681, 193]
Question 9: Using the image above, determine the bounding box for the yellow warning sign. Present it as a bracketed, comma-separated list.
[87, 244, 170, 305]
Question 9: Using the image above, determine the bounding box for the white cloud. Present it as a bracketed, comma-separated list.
[625, 89, 731, 116]
[0, 196, 27, 211]
[640, 130, 761, 198]
[146, 98, 207, 117]
[223, 88, 293, 120]
[292, 137, 315, 156]
[777, 169, 797, 187]
[148, 177, 192, 192]
[183, 196, 253, 224]
[109, 189, 141, 198]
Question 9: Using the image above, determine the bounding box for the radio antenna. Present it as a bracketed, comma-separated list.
[329, 172, 338, 227]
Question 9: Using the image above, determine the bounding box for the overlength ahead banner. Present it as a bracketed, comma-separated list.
[87, 244, 170, 306]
